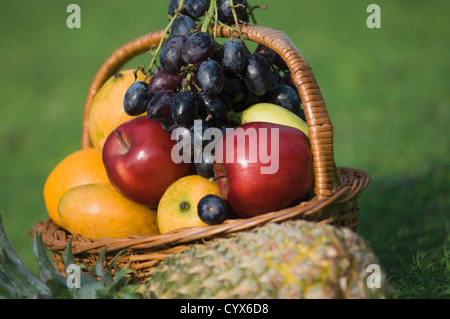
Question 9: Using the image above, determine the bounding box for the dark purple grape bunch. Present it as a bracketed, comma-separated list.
[122, 1, 305, 181]
[144, 2, 254, 179]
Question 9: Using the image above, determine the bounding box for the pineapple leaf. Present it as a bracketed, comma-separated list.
[0, 281, 18, 299]
[111, 284, 142, 299]
[61, 239, 99, 288]
[45, 277, 74, 299]
[61, 241, 107, 299]
[0, 250, 49, 298]
[73, 280, 105, 299]
[60, 242, 137, 299]
[93, 268, 139, 299]
[89, 261, 97, 278]
[61, 237, 77, 267]
[0, 215, 28, 269]
[111, 268, 133, 285]
[31, 233, 107, 299]
[94, 246, 108, 284]
[0, 216, 51, 298]
[105, 249, 127, 281]
[32, 232, 67, 287]
[0, 216, 142, 299]
[94, 249, 140, 299]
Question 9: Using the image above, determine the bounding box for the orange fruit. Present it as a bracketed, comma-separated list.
[43, 148, 109, 227]
[157, 175, 221, 234]
[88, 68, 149, 153]
[59, 183, 159, 239]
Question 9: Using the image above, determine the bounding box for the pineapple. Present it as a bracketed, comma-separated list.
[137, 220, 390, 299]
[0, 216, 390, 299]
[0, 216, 140, 299]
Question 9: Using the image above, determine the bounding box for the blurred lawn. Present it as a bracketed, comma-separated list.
[0, 0, 448, 298]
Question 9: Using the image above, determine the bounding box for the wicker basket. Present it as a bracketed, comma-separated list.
[32, 24, 371, 281]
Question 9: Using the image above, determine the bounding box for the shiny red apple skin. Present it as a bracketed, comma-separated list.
[102, 116, 192, 208]
[213, 122, 313, 218]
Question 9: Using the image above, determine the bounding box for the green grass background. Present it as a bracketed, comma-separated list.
[0, 0, 448, 298]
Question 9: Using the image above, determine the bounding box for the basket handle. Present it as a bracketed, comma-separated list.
[81, 25, 339, 198]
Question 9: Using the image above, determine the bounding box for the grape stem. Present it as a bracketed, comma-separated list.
[182, 68, 194, 90]
[201, 0, 217, 33]
[214, 0, 219, 39]
[133, 65, 146, 81]
[216, 19, 239, 37]
[246, 2, 267, 25]
[146, 0, 185, 75]
[229, 0, 244, 41]
[203, 0, 246, 41]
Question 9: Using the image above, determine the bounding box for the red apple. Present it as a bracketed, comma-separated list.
[102, 116, 192, 207]
[213, 122, 313, 218]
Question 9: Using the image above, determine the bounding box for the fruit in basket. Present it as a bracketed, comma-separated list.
[171, 15, 196, 38]
[197, 60, 224, 95]
[221, 39, 249, 76]
[171, 90, 201, 127]
[88, 69, 148, 153]
[218, 0, 249, 25]
[181, 31, 216, 65]
[148, 70, 182, 94]
[168, 0, 190, 17]
[199, 93, 229, 126]
[102, 116, 192, 207]
[243, 53, 274, 96]
[157, 175, 221, 234]
[147, 90, 176, 122]
[159, 35, 187, 75]
[197, 194, 230, 225]
[58, 183, 159, 239]
[43, 148, 109, 227]
[255, 43, 289, 71]
[185, 0, 210, 19]
[213, 122, 313, 218]
[139, 219, 389, 299]
[123, 80, 153, 116]
[241, 103, 309, 137]
[269, 83, 302, 116]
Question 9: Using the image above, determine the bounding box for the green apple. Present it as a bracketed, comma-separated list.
[241, 103, 309, 137]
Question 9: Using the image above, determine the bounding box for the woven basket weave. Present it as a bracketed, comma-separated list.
[32, 24, 371, 281]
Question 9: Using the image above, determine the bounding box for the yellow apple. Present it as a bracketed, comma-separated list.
[241, 103, 309, 137]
